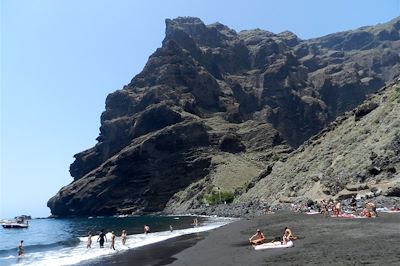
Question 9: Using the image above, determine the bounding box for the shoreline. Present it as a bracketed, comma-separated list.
[85, 211, 400, 266]
[73, 216, 232, 266]
[77, 232, 207, 266]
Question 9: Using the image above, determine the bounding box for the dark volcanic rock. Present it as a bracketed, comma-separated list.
[48, 121, 212, 216]
[385, 183, 400, 197]
[218, 134, 245, 153]
[239, 77, 400, 205]
[49, 17, 400, 216]
[354, 101, 379, 121]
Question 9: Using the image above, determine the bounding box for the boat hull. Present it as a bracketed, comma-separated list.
[2, 223, 29, 228]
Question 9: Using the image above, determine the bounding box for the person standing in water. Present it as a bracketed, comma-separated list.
[121, 230, 127, 245]
[170, 225, 173, 232]
[87, 232, 92, 248]
[97, 229, 107, 248]
[18, 240, 24, 256]
[144, 225, 150, 234]
[110, 231, 116, 250]
[192, 218, 199, 226]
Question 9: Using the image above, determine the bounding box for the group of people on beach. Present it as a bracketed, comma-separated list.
[85, 220, 197, 250]
[320, 198, 378, 217]
[86, 229, 118, 250]
[86, 226, 144, 250]
[16, 219, 194, 256]
[249, 226, 297, 246]
[292, 197, 379, 218]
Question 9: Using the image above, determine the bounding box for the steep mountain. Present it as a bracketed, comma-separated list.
[48, 17, 400, 216]
[238, 77, 400, 204]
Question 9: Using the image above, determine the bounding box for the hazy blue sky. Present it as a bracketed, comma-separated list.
[1, 0, 399, 218]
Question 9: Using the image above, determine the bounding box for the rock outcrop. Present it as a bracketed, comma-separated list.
[48, 17, 400, 216]
[238, 77, 400, 205]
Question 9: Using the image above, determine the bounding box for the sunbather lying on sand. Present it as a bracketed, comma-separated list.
[249, 229, 265, 245]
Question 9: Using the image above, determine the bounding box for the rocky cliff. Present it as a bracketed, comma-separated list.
[48, 17, 400, 216]
[238, 77, 400, 205]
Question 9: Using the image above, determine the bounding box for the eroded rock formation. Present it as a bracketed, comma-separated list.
[48, 17, 400, 216]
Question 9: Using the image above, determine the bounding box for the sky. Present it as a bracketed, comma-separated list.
[1, 0, 399, 219]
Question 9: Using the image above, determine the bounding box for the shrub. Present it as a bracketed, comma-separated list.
[203, 190, 234, 205]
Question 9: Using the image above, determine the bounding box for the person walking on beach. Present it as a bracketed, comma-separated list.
[144, 225, 150, 234]
[87, 231, 92, 248]
[97, 229, 107, 248]
[121, 230, 127, 245]
[18, 240, 24, 256]
[249, 229, 265, 245]
[170, 225, 173, 232]
[110, 231, 116, 250]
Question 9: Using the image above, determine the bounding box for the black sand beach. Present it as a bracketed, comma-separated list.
[81, 212, 400, 266]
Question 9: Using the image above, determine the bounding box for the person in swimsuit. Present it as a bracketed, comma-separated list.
[335, 201, 342, 215]
[249, 229, 265, 245]
[87, 231, 92, 248]
[192, 218, 199, 226]
[284, 227, 297, 240]
[97, 229, 107, 248]
[350, 196, 357, 211]
[144, 225, 150, 234]
[18, 240, 24, 256]
[110, 231, 116, 250]
[282, 230, 291, 244]
[121, 230, 127, 245]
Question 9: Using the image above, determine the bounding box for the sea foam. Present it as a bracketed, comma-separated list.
[9, 216, 234, 266]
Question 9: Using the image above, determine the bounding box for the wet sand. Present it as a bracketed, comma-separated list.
[78, 233, 206, 266]
[80, 212, 400, 265]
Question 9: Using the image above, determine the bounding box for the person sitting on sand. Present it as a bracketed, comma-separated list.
[284, 227, 297, 240]
[360, 207, 372, 218]
[367, 202, 377, 217]
[282, 230, 291, 245]
[121, 230, 127, 245]
[265, 207, 273, 214]
[249, 229, 265, 245]
[320, 200, 328, 215]
[335, 201, 341, 215]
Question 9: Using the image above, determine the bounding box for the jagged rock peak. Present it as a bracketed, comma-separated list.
[165, 17, 206, 35]
[165, 16, 237, 47]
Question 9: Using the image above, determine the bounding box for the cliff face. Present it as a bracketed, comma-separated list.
[48, 17, 400, 216]
[238, 77, 400, 204]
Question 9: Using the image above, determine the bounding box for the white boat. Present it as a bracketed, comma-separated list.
[2, 222, 28, 228]
[1, 217, 29, 228]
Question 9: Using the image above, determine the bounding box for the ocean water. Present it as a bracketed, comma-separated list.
[0, 215, 234, 266]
